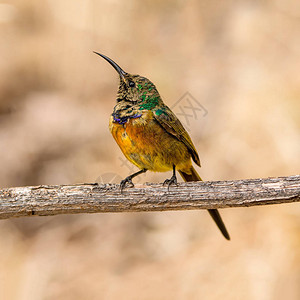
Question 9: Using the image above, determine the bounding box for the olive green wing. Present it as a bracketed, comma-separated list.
[153, 105, 201, 166]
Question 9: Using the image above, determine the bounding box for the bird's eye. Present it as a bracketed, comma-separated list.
[129, 81, 135, 87]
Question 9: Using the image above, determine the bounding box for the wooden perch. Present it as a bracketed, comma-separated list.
[0, 175, 299, 220]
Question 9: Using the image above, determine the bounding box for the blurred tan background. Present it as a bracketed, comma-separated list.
[0, 0, 300, 299]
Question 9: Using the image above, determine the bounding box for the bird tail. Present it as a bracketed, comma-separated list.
[178, 166, 230, 240]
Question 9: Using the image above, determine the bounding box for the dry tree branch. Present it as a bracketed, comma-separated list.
[0, 175, 299, 220]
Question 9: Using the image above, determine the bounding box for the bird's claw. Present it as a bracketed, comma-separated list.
[120, 177, 134, 192]
[163, 175, 177, 191]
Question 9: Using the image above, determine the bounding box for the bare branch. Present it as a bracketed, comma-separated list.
[0, 175, 299, 220]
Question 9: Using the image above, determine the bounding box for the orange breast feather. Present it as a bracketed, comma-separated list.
[109, 112, 192, 172]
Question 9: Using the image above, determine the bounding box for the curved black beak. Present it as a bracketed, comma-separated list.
[94, 52, 126, 79]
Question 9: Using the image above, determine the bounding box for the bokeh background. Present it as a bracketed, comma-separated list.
[0, 0, 300, 299]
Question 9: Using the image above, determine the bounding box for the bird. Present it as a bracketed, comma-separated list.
[94, 52, 230, 240]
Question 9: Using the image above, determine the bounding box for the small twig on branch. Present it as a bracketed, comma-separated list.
[0, 175, 299, 220]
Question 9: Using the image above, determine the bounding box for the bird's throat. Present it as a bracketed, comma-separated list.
[112, 103, 142, 125]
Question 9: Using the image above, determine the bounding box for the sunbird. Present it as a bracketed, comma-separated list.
[95, 52, 230, 240]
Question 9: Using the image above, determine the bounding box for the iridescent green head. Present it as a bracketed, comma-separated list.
[94, 52, 163, 110]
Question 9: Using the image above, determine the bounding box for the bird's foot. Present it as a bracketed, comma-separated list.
[163, 175, 177, 191]
[119, 169, 147, 193]
[120, 176, 134, 192]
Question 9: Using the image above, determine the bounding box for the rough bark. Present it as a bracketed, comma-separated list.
[0, 175, 299, 219]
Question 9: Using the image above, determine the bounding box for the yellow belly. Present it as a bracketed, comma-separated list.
[109, 111, 192, 172]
